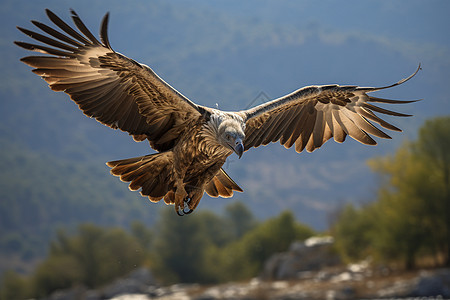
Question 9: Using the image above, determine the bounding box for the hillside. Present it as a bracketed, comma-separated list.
[1, 0, 449, 275]
[0, 139, 159, 274]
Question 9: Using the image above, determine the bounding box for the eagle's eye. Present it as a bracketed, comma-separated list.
[225, 133, 232, 141]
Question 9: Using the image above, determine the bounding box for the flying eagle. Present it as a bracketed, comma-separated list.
[15, 10, 420, 215]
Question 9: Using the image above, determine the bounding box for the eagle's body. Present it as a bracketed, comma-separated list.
[107, 110, 245, 214]
[15, 10, 419, 215]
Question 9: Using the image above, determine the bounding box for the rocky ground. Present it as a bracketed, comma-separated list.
[113, 268, 450, 300]
[46, 266, 450, 300]
[45, 237, 450, 300]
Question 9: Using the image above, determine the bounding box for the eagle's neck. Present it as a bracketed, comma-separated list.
[205, 112, 244, 136]
[201, 113, 226, 145]
[199, 112, 244, 157]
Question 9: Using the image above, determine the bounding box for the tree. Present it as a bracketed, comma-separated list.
[332, 116, 450, 269]
[367, 116, 450, 268]
[332, 203, 375, 262]
[151, 208, 214, 284]
[29, 224, 146, 297]
[131, 221, 154, 250]
[414, 116, 450, 265]
[31, 255, 83, 298]
[150, 202, 263, 284]
[218, 211, 314, 280]
[224, 201, 257, 239]
[0, 271, 30, 300]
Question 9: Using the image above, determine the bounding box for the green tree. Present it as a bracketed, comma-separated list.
[218, 211, 314, 280]
[414, 116, 450, 265]
[224, 201, 257, 239]
[196, 210, 234, 247]
[367, 116, 450, 268]
[95, 228, 146, 285]
[28, 224, 146, 297]
[151, 208, 214, 284]
[332, 203, 375, 262]
[332, 116, 450, 269]
[0, 271, 30, 300]
[131, 221, 154, 251]
[31, 255, 83, 298]
[150, 205, 313, 284]
[149, 202, 261, 284]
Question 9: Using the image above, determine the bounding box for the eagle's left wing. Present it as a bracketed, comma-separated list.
[15, 9, 207, 152]
[239, 66, 420, 153]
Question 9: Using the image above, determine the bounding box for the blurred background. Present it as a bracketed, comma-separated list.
[1, 0, 449, 299]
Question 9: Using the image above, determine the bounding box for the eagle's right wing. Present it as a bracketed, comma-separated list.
[15, 9, 206, 152]
[239, 66, 420, 153]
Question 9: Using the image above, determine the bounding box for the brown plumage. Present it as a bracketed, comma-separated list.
[15, 10, 420, 215]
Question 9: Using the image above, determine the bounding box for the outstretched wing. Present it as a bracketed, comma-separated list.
[240, 66, 420, 153]
[15, 9, 206, 152]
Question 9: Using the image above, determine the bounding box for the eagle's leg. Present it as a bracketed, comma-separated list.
[174, 181, 192, 216]
[183, 202, 194, 215]
[175, 196, 194, 216]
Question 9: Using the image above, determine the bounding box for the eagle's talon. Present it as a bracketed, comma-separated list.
[183, 207, 193, 214]
[181, 198, 193, 214]
[176, 206, 184, 216]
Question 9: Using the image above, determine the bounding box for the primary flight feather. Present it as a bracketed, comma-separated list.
[15, 9, 420, 215]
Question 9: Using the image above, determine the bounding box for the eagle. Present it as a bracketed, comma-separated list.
[15, 10, 420, 215]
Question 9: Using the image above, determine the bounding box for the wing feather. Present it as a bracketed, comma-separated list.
[279, 105, 303, 145]
[323, 122, 333, 144]
[356, 106, 402, 132]
[70, 9, 101, 45]
[16, 9, 205, 152]
[17, 26, 77, 52]
[362, 102, 412, 117]
[284, 105, 310, 148]
[45, 9, 91, 44]
[262, 111, 289, 145]
[205, 168, 243, 198]
[15, 41, 76, 57]
[331, 110, 347, 143]
[273, 107, 298, 142]
[337, 109, 376, 145]
[31, 20, 84, 47]
[341, 108, 391, 139]
[295, 108, 317, 153]
[312, 110, 326, 149]
[252, 114, 279, 146]
[241, 65, 420, 153]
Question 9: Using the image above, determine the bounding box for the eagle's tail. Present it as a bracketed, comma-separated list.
[106, 153, 244, 213]
[205, 168, 244, 198]
[106, 152, 175, 204]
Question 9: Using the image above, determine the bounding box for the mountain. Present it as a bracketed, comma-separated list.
[0, 138, 161, 274]
[1, 0, 449, 274]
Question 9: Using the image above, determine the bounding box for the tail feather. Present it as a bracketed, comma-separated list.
[107, 152, 174, 202]
[205, 168, 243, 198]
[107, 153, 243, 211]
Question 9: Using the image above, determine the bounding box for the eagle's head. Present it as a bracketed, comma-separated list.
[217, 117, 245, 158]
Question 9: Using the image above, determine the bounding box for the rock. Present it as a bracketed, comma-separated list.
[261, 236, 340, 280]
[410, 268, 450, 297]
[110, 295, 151, 300]
[326, 286, 356, 300]
[102, 267, 158, 298]
[46, 285, 100, 300]
[43, 268, 156, 300]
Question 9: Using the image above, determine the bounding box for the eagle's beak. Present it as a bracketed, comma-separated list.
[234, 139, 244, 159]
